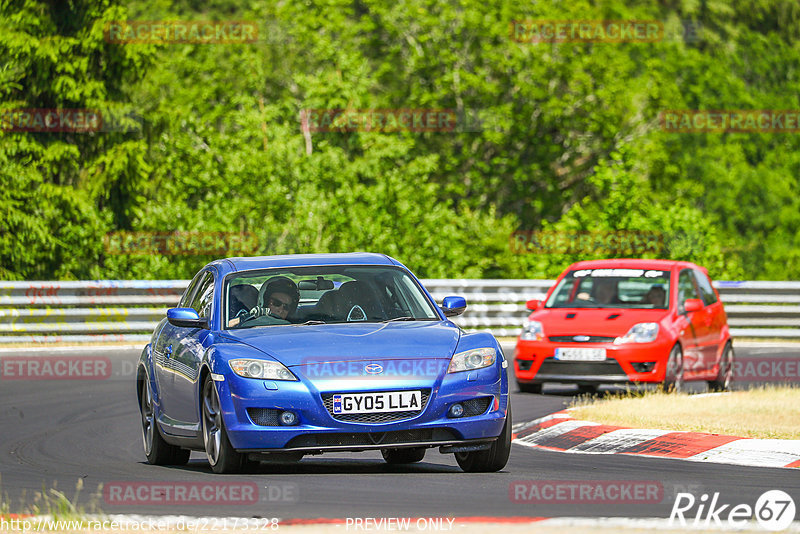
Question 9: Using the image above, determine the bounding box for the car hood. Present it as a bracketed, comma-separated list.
[218, 321, 460, 366]
[531, 308, 671, 337]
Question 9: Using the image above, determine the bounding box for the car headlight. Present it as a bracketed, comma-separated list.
[448, 347, 496, 373]
[229, 359, 298, 380]
[520, 320, 545, 341]
[614, 323, 660, 344]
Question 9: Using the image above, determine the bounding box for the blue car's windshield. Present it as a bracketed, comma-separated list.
[546, 268, 671, 309]
[224, 265, 440, 329]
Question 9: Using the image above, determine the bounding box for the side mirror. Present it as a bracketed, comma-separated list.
[683, 299, 704, 313]
[441, 296, 467, 317]
[526, 299, 542, 311]
[167, 307, 208, 328]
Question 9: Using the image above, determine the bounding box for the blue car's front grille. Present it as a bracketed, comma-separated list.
[321, 389, 431, 424]
[284, 428, 459, 449]
[247, 408, 281, 426]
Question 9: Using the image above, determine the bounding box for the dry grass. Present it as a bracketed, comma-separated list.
[569, 386, 800, 440]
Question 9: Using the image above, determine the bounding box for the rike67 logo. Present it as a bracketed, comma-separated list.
[670, 490, 796, 531]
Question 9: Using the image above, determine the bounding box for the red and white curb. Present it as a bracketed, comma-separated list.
[512, 411, 800, 469]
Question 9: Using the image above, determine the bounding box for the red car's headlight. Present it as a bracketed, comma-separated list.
[614, 323, 659, 344]
[520, 320, 545, 341]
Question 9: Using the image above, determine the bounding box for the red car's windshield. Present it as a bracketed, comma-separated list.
[545, 268, 671, 309]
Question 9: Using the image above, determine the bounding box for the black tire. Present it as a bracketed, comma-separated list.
[577, 384, 597, 395]
[202, 377, 246, 474]
[455, 404, 511, 473]
[708, 342, 733, 392]
[517, 381, 542, 394]
[140, 378, 190, 466]
[663, 344, 684, 393]
[381, 447, 426, 464]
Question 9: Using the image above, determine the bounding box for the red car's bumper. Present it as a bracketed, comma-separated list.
[514, 338, 673, 385]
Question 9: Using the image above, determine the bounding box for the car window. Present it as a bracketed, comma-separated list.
[179, 271, 204, 308]
[224, 265, 439, 328]
[545, 268, 670, 309]
[677, 269, 701, 312]
[189, 272, 214, 319]
[693, 270, 718, 305]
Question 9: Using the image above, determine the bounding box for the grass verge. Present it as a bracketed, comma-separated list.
[568, 386, 800, 440]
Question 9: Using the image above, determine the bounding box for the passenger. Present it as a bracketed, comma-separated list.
[229, 284, 258, 318]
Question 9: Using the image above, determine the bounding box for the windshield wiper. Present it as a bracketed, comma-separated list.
[296, 320, 327, 325]
[381, 316, 416, 322]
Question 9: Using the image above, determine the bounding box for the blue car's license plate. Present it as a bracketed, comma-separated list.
[332, 391, 422, 414]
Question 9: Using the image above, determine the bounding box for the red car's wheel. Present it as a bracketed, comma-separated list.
[663, 344, 684, 393]
[517, 381, 542, 394]
[708, 342, 733, 392]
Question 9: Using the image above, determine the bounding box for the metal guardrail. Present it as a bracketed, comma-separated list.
[0, 279, 799, 344]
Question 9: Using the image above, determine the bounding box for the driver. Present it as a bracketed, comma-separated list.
[593, 278, 621, 305]
[261, 276, 300, 320]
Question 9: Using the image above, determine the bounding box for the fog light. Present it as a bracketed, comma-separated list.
[517, 359, 534, 371]
[279, 411, 298, 426]
[632, 361, 657, 373]
[448, 403, 464, 418]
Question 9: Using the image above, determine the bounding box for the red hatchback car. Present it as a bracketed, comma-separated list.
[514, 259, 733, 393]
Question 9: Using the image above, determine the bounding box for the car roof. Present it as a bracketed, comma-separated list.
[207, 252, 400, 275]
[566, 258, 704, 272]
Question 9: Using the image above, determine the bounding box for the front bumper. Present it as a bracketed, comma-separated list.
[514, 338, 672, 385]
[215, 365, 508, 452]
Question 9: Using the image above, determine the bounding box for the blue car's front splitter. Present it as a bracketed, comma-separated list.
[216, 370, 508, 453]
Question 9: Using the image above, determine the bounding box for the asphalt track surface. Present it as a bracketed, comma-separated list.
[1, 344, 798, 520]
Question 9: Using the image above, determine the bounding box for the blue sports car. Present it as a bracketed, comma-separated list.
[137, 253, 511, 473]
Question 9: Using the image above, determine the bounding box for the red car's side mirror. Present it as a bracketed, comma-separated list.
[526, 299, 542, 311]
[684, 298, 704, 313]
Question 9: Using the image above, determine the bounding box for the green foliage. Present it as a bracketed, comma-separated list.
[1, 0, 798, 280]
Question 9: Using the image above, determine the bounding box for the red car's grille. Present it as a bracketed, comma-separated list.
[548, 335, 616, 343]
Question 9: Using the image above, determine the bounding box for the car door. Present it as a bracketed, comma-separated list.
[152, 271, 203, 421]
[675, 268, 704, 375]
[169, 270, 216, 429]
[693, 269, 724, 372]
